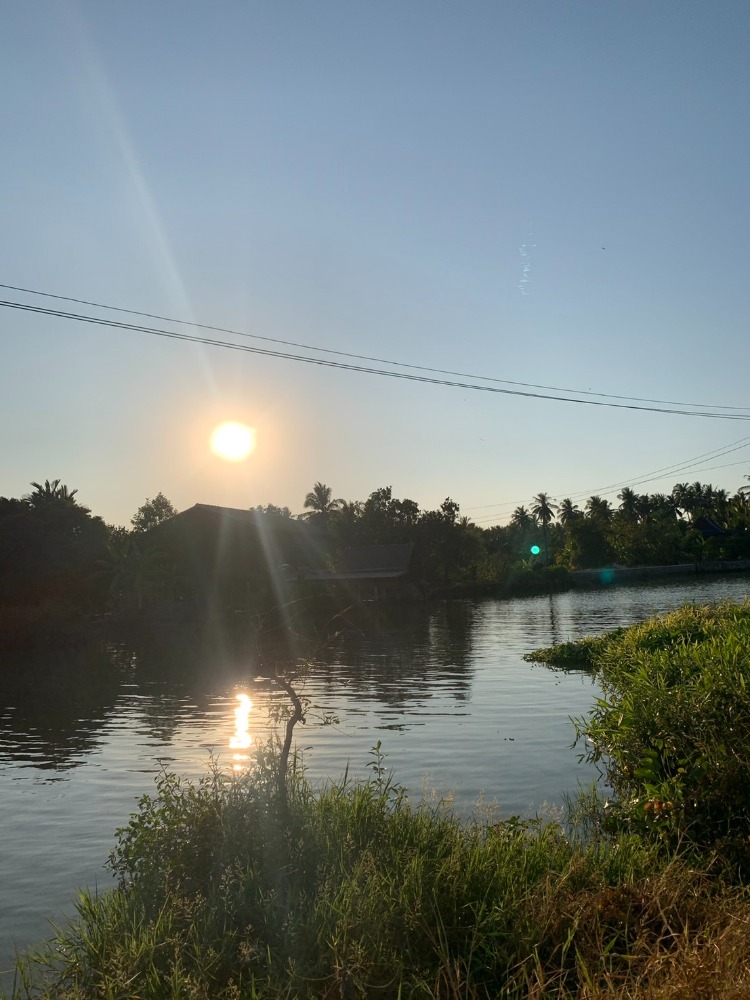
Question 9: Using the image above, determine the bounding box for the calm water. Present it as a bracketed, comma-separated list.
[1, 575, 748, 979]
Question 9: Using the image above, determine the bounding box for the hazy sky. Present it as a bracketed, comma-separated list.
[2, 1, 749, 528]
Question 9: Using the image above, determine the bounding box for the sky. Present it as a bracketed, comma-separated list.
[2, 0, 749, 528]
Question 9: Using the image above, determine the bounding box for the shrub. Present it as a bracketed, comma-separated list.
[569, 601, 750, 875]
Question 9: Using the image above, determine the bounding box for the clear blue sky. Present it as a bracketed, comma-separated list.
[2, 0, 749, 527]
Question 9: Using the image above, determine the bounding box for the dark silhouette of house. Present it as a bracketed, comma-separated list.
[303, 543, 417, 601]
[148, 504, 323, 614]
[693, 515, 728, 539]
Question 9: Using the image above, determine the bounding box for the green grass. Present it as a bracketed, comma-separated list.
[7, 755, 750, 999]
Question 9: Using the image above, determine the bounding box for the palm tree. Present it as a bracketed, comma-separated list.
[558, 498, 581, 527]
[711, 487, 730, 524]
[510, 506, 532, 530]
[531, 492, 557, 525]
[648, 493, 679, 520]
[671, 482, 690, 517]
[617, 487, 640, 522]
[585, 496, 613, 523]
[24, 479, 80, 507]
[300, 482, 344, 522]
[530, 492, 557, 564]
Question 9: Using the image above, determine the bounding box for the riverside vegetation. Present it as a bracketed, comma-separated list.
[2, 477, 750, 648]
[7, 601, 750, 998]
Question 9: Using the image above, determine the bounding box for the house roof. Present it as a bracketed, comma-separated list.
[304, 543, 414, 582]
[147, 502, 324, 570]
[693, 514, 728, 538]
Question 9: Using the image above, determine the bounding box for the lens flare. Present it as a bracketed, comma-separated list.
[210, 422, 256, 462]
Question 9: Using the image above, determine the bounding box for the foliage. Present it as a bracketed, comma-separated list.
[23, 478, 82, 508]
[0, 483, 109, 622]
[2, 472, 749, 625]
[131, 493, 178, 533]
[252, 503, 292, 518]
[524, 632, 619, 671]
[300, 482, 344, 522]
[563, 601, 750, 874]
[13, 747, 750, 999]
[107, 532, 182, 612]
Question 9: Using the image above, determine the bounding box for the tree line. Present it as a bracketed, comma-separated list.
[0, 475, 748, 639]
[297, 478, 750, 584]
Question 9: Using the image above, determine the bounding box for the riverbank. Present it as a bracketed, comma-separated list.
[569, 557, 750, 587]
[8, 598, 750, 998]
[9, 752, 750, 1000]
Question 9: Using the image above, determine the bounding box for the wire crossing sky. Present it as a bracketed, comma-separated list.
[2, 1, 749, 524]
[2, 293, 749, 421]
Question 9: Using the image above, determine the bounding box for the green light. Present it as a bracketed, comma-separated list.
[530, 545, 541, 556]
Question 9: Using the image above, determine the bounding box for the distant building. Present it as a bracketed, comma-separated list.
[148, 503, 323, 614]
[693, 515, 728, 539]
[302, 543, 417, 602]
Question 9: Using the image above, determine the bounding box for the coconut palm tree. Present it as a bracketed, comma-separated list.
[530, 493, 557, 564]
[585, 496, 613, 523]
[617, 487, 641, 522]
[558, 498, 581, 527]
[648, 493, 679, 520]
[671, 482, 690, 517]
[510, 506, 532, 530]
[300, 482, 344, 522]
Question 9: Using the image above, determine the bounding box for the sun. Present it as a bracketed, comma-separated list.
[210, 421, 256, 462]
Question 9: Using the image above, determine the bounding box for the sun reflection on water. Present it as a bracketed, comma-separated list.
[229, 693, 253, 772]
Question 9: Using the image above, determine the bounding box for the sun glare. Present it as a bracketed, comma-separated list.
[210, 421, 256, 462]
[229, 693, 253, 772]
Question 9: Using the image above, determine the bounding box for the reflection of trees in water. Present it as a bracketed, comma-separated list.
[305, 601, 478, 709]
[0, 644, 120, 770]
[108, 625, 250, 744]
[547, 594, 561, 647]
[0, 604, 479, 771]
[112, 602, 479, 731]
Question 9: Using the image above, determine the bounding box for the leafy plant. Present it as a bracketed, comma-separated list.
[569, 601, 750, 872]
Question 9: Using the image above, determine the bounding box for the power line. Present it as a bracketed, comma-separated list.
[466, 434, 750, 509]
[559, 438, 750, 505]
[470, 460, 750, 525]
[2, 281, 749, 414]
[3, 296, 750, 421]
[465, 434, 750, 521]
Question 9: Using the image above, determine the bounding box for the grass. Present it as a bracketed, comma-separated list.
[8, 600, 750, 998]
[7, 756, 750, 999]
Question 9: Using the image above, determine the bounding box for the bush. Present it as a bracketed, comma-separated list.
[569, 601, 750, 874]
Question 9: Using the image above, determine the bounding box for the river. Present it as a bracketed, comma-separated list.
[1, 574, 748, 982]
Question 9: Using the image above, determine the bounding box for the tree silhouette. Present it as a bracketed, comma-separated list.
[24, 479, 83, 509]
[510, 506, 532, 530]
[558, 498, 581, 527]
[131, 493, 178, 533]
[617, 487, 641, 522]
[300, 482, 344, 523]
[585, 496, 613, 523]
[531, 493, 557, 564]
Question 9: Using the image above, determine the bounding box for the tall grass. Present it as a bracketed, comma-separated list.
[8, 749, 750, 999]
